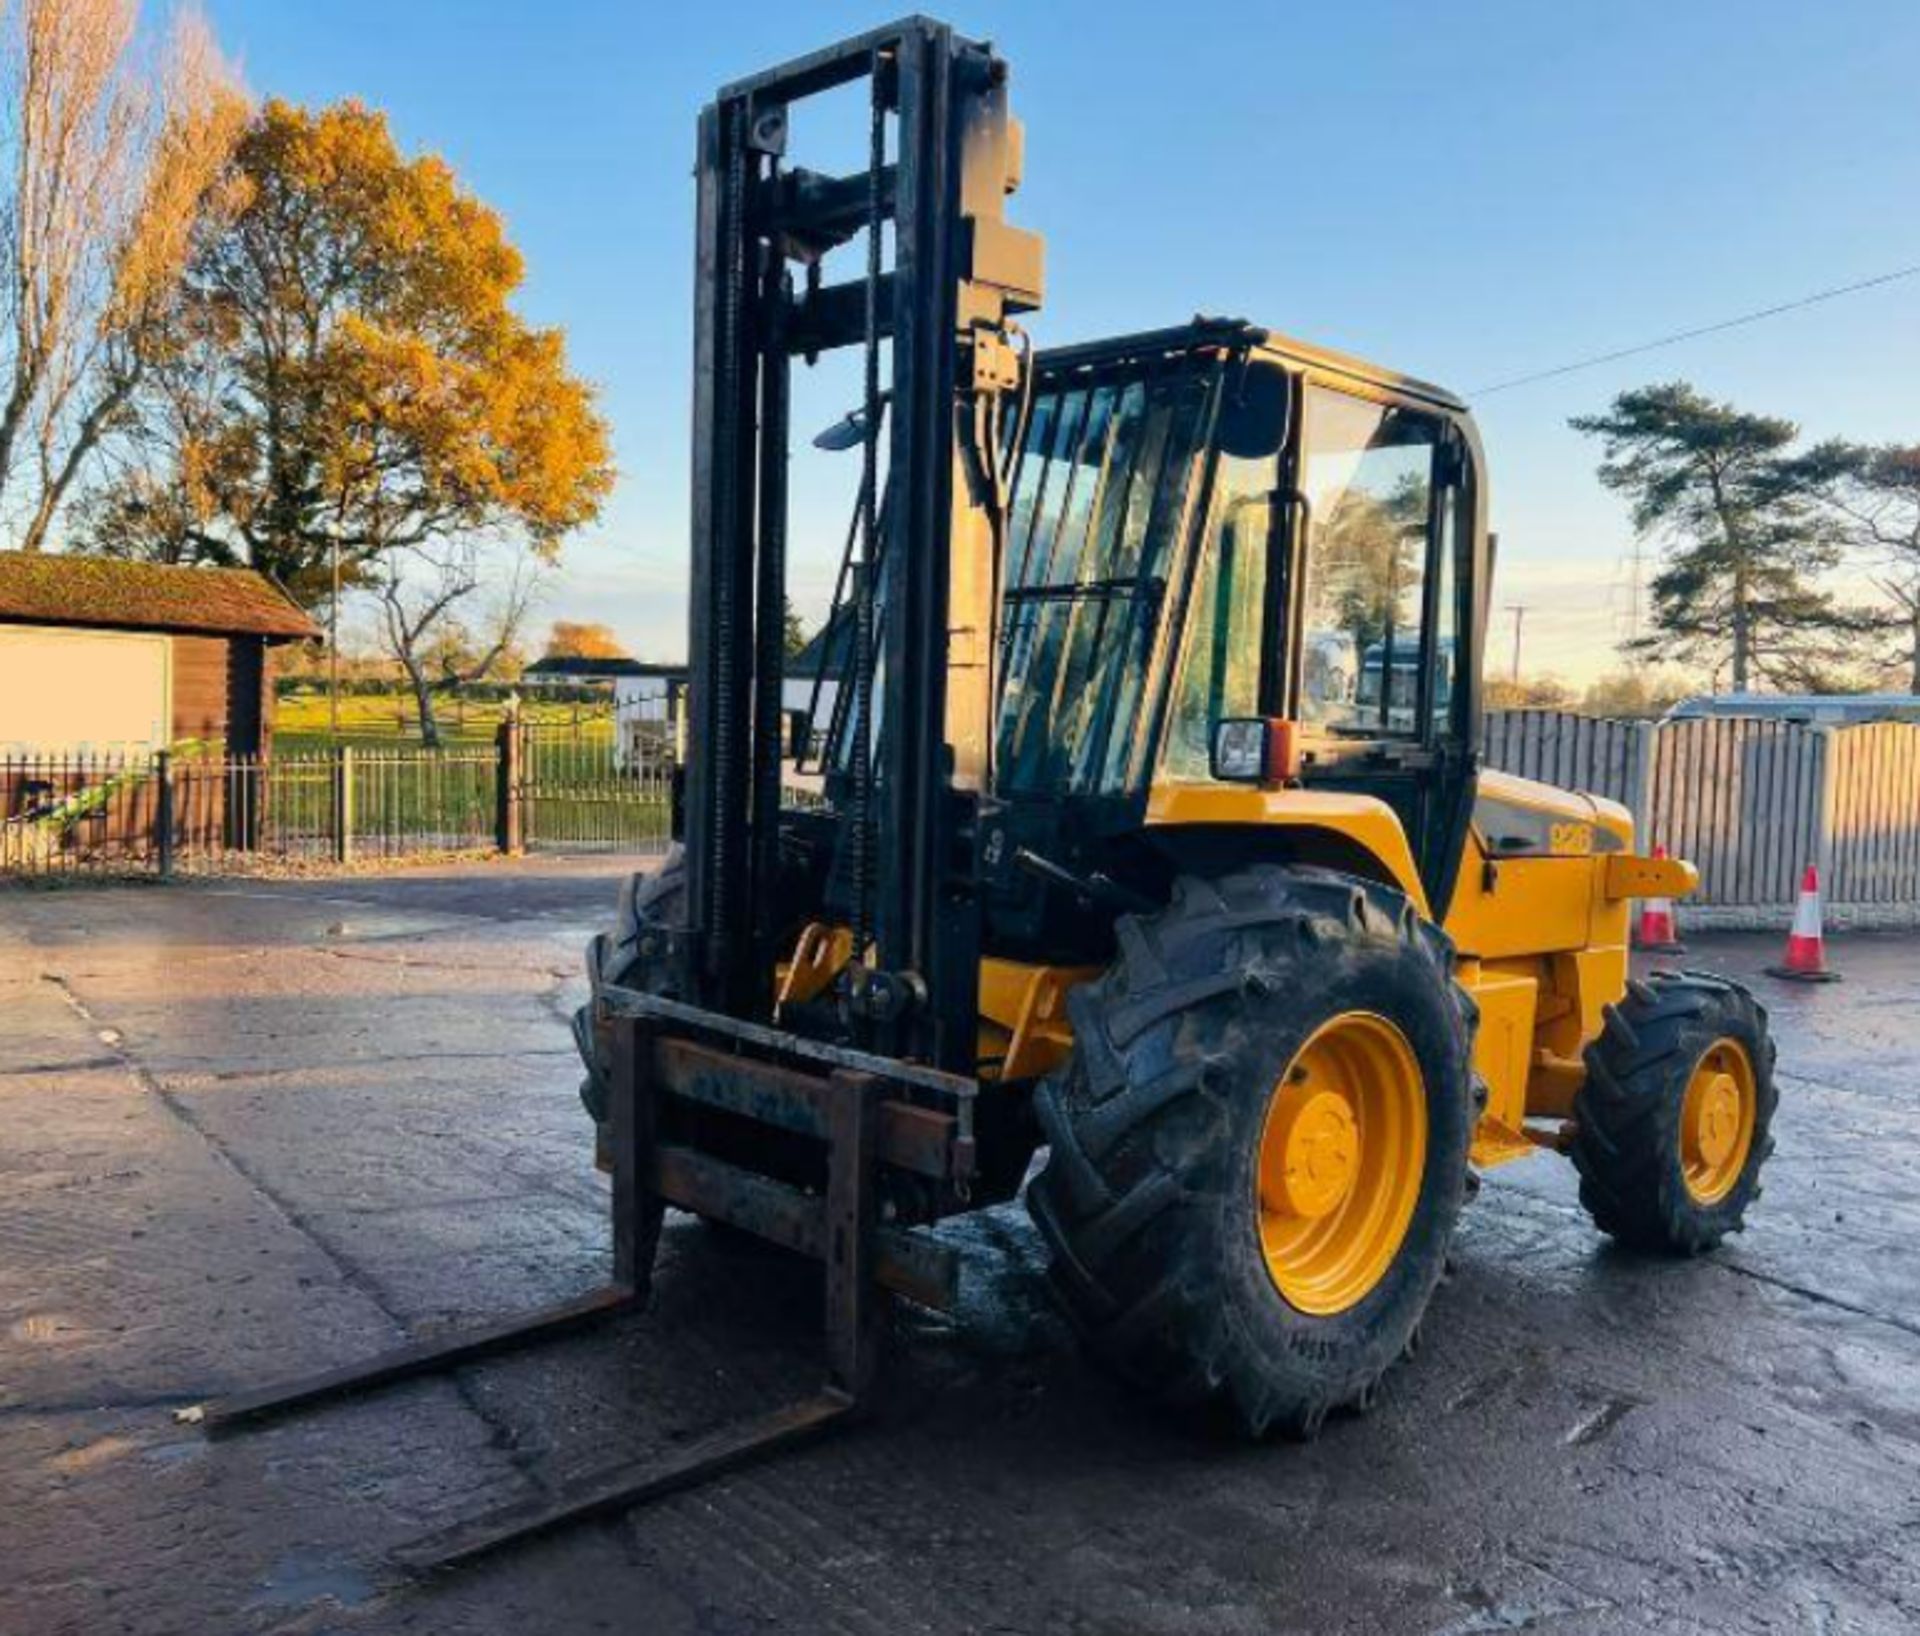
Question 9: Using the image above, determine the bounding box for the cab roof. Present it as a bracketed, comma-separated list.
[1035, 315, 1469, 417]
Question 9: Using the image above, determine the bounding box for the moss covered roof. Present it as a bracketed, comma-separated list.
[0, 552, 318, 641]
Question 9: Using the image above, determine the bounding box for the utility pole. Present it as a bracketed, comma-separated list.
[1506, 603, 1528, 683]
[1624, 540, 1645, 650]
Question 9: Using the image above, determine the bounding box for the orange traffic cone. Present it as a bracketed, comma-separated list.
[1767, 864, 1841, 982]
[1632, 844, 1686, 954]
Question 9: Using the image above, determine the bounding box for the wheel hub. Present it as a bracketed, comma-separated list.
[1688, 1073, 1741, 1169]
[1255, 1011, 1429, 1317]
[1266, 1087, 1360, 1218]
[1679, 1039, 1758, 1205]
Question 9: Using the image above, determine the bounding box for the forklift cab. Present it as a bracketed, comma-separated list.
[980, 320, 1488, 934]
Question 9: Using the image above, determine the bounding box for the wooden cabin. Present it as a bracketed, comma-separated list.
[0, 553, 316, 859]
[0, 551, 316, 758]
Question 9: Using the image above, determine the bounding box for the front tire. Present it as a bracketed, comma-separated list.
[572, 845, 685, 1140]
[1026, 865, 1476, 1437]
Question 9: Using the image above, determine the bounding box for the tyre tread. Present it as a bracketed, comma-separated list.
[1027, 862, 1474, 1436]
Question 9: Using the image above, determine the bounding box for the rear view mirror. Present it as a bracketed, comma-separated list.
[1214, 360, 1290, 461]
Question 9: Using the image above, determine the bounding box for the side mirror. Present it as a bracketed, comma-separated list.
[1211, 717, 1302, 785]
[1214, 360, 1291, 461]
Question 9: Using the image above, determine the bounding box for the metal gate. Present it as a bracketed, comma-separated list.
[517, 697, 676, 854]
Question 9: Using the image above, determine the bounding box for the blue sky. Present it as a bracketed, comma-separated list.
[204, 0, 1920, 683]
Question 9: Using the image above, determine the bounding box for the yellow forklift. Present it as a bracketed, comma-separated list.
[573, 12, 1776, 1437]
[202, 18, 1776, 1566]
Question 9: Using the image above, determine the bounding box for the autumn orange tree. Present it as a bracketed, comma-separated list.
[544, 620, 630, 660]
[83, 98, 614, 741]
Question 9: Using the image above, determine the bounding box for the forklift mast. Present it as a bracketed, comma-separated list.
[682, 17, 1043, 1072]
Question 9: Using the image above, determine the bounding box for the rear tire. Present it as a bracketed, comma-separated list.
[1571, 971, 1776, 1254]
[1026, 865, 1476, 1438]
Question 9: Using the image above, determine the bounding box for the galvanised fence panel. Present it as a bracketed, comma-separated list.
[1484, 710, 1920, 921]
[1482, 710, 1652, 817]
[1824, 722, 1920, 906]
[1643, 718, 1823, 908]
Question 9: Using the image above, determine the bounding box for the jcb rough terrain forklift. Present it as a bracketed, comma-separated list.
[194, 19, 1781, 1574]
[200, 19, 1780, 1566]
[571, 15, 1778, 1441]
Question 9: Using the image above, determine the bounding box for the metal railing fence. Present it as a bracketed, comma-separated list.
[518, 716, 674, 853]
[4, 744, 506, 878]
[11, 708, 1916, 920]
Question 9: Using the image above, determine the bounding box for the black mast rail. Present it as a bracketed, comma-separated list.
[683, 15, 1040, 1066]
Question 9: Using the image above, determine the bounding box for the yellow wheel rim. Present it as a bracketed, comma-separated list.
[1256, 1012, 1427, 1317]
[1680, 1036, 1757, 1205]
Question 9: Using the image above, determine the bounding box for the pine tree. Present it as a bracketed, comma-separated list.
[1572, 383, 1870, 690]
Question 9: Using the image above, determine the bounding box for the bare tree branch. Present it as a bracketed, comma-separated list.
[0, 0, 245, 546]
[365, 535, 544, 745]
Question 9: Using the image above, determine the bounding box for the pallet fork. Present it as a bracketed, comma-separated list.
[191, 989, 972, 1572]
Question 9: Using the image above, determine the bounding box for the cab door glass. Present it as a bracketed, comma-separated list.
[1162, 447, 1272, 779]
[1297, 389, 1439, 737]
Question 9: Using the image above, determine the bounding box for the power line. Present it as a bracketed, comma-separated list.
[1470, 263, 1920, 397]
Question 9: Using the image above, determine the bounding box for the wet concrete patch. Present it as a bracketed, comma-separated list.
[3, 870, 1918, 1635]
[247, 1548, 378, 1614]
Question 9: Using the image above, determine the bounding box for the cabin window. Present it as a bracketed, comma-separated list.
[1295, 388, 1440, 739]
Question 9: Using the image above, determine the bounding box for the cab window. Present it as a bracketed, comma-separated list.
[1161, 446, 1272, 779]
[1295, 388, 1439, 738]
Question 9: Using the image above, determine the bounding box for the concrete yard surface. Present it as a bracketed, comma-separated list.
[2, 858, 1917, 1635]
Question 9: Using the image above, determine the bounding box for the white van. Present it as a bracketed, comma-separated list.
[1663, 692, 1920, 727]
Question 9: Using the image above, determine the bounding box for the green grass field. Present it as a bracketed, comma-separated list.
[274, 689, 616, 753]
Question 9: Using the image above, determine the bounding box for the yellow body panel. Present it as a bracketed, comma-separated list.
[1445, 768, 1637, 955]
[1446, 857, 1595, 958]
[778, 771, 1691, 1171]
[1442, 769, 1655, 1159]
[1145, 785, 1431, 916]
[1456, 961, 1537, 1148]
[978, 958, 1099, 1082]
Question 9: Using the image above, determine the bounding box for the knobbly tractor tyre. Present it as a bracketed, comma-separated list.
[573, 845, 686, 1156]
[1570, 971, 1777, 1254]
[1027, 865, 1478, 1438]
